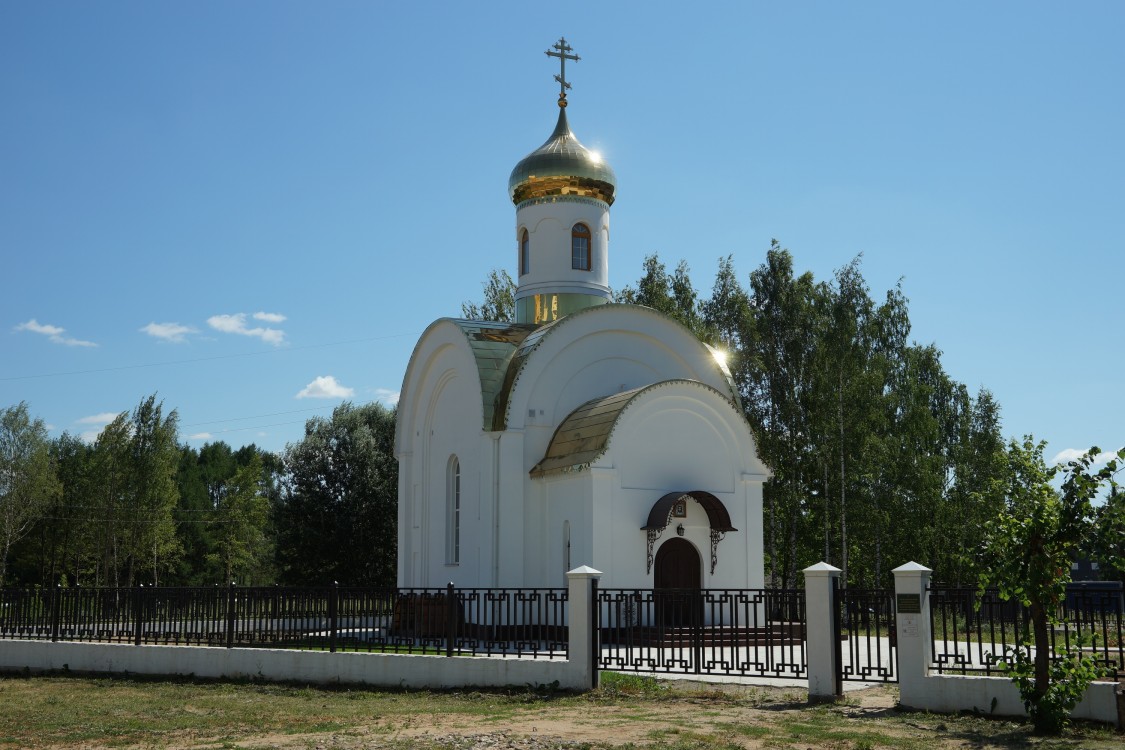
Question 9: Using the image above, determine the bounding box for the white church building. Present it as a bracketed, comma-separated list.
[395, 40, 768, 594]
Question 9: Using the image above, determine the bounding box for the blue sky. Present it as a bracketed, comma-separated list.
[2, 2, 1122, 466]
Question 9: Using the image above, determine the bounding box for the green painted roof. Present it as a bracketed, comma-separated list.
[530, 387, 642, 478]
[448, 319, 537, 431]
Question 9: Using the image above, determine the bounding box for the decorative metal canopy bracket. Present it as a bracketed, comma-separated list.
[645, 526, 664, 574]
[710, 530, 726, 575]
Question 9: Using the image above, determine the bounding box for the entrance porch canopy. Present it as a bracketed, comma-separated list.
[641, 491, 737, 575]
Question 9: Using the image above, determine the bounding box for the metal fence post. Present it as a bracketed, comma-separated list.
[50, 585, 62, 643]
[329, 581, 339, 653]
[133, 584, 143, 646]
[693, 591, 703, 675]
[445, 582, 456, 657]
[225, 581, 236, 648]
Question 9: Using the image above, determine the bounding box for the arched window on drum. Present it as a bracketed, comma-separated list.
[571, 223, 591, 271]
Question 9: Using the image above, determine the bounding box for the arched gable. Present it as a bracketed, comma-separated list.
[530, 379, 767, 479]
[395, 318, 536, 453]
[501, 304, 740, 434]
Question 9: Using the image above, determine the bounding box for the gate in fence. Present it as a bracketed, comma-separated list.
[834, 583, 897, 686]
[596, 587, 807, 679]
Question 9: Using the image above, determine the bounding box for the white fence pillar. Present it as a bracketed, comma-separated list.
[804, 561, 841, 700]
[892, 561, 932, 709]
[566, 565, 602, 690]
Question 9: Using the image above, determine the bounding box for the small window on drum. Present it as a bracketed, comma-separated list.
[571, 223, 591, 271]
[519, 229, 530, 276]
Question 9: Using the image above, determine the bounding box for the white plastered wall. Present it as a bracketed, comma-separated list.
[506, 305, 740, 472]
[538, 381, 766, 592]
[395, 321, 495, 589]
[514, 199, 610, 302]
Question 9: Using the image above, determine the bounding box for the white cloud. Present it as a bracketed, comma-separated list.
[140, 321, 197, 343]
[253, 311, 287, 323]
[16, 319, 64, 336]
[188, 432, 213, 441]
[1051, 447, 1120, 467]
[76, 412, 119, 426]
[79, 430, 103, 444]
[374, 388, 401, 406]
[296, 375, 355, 399]
[207, 313, 285, 345]
[15, 318, 97, 347]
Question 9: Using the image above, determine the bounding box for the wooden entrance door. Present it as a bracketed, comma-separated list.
[654, 538, 702, 627]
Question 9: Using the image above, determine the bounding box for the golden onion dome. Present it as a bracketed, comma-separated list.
[508, 107, 616, 206]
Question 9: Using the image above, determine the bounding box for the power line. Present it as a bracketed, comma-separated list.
[182, 406, 335, 428]
[187, 419, 313, 436]
[0, 332, 419, 382]
[35, 515, 248, 525]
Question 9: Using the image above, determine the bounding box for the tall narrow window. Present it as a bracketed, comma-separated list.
[519, 229, 530, 276]
[563, 520, 571, 574]
[571, 223, 591, 270]
[446, 456, 460, 565]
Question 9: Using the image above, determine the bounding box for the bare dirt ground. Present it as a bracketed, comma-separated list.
[150, 683, 1116, 750]
[157, 684, 894, 749]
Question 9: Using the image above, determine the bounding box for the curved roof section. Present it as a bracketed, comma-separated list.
[500, 304, 742, 430]
[530, 379, 742, 478]
[642, 491, 737, 533]
[446, 319, 538, 430]
[508, 107, 616, 206]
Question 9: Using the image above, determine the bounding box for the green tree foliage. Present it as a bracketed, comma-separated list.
[1092, 483, 1125, 584]
[275, 402, 398, 585]
[207, 453, 271, 584]
[5, 403, 283, 588]
[616, 256, 701, 331]
[20, 432, 93, 586]
[173, 442, 279, 585]
[83, 395, 183, 587]
[978, 440, 1123, 733]
[462, 269, 516, 322]
[0, 402, 61, 585]
[610, 244, 1008, 587]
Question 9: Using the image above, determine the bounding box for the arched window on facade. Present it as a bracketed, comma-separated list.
[519, 229, 530, 276]
[446, 456, 460, 565]
[571, 223, 591, 271]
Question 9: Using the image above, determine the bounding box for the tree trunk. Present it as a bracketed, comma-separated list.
[823, 463, 830, 563]
[1031, 602, 1050, 700]
[838, 376, 847, 586]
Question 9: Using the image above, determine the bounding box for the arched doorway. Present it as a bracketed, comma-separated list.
[654, 538, 701, 627]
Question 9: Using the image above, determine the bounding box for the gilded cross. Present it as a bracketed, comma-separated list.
[545, 37, 580, 104]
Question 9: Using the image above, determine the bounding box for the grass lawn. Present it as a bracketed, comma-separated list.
[0, 670, 1120, 749]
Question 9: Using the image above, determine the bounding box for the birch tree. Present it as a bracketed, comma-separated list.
[0, 403, 60, 585]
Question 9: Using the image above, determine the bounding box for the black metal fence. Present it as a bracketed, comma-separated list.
[837, 586, 897, 683]
[596, 588, 807, 678]
[0, 584, 569, 660]
[929, 585, 1124, 679]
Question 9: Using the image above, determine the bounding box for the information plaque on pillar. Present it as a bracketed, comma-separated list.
[896, 594, 921, 614]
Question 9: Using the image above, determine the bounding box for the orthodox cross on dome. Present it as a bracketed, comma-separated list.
[545, 36, 579, 107]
